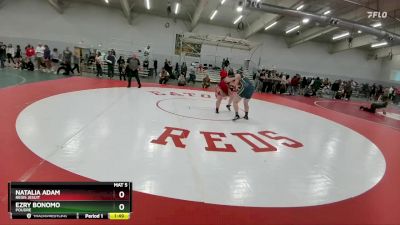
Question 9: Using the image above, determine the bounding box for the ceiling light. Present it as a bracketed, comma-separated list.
[357, 30, 362, 34]
[371, 22, 382, 28]
[146, 0, 150, 10]
[265, 21, 277, 30]
[221, 0, 226, 5]
[323, 10, 331, 15]
[285, 25, 300, 34]
[371, 41, 388, 48]
[105, 0, 109, 3]
[332, 32, 350, 40]
[296, 4, 304, 11]
[237, 6, 243, 12]
[302, 18, 310, 24]
[210, 10, 218, 20]
[175, 2, 180, 15]
[256, 0, 261, 2]
[233, 15, 243, 24]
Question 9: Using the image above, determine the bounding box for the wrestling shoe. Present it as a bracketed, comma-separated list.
[243, 115, 249, 120]
[232, 115, 240, 121]
[226, 105, 231, 111]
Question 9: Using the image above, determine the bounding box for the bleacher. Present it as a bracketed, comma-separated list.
[83, 63, 254, 84]
[83, 63, 150, 77]
[195, 69, 253, 83]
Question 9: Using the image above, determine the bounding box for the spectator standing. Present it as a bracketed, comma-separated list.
[289, 74, 300, 95]
[143, 59, 149, 70]
[14, 45, 22, 68]
[389, 86, 395, 100]
[35, 43, 45, 71]
[106, 51, 116, 78]
[117, 56, 126, 81]
[344, 80, 353, 100]
[311, 77, 322, 96]
[95, 52, 103, 77]
[51, 48, 61, 73]
[375, 85, 384, 100]
[181, 62, 187, 78]
[126, 54, 141, 88]
[258, 70, 266, 92]
[43, 45, 51, 72]
[0, 42, 6, 69]
[299, 77, 307, 95]
[331, 80, 341, 99]
[187, 66, 196, 85]
[144, 45, 151, 60]
[71, 51, 80, 74]
[370, 83, 377, 100]
[6, 44, 15, 65]
[174, 62, 180, 78]
[25, 44, 35, 60]
[63, 47, 72, 75]
[224, 58, 230, 68]
[164, 60, 173, 79]
[153, 59, 158, 75]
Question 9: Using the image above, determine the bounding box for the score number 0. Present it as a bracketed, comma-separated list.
[118, 191, 126, 211]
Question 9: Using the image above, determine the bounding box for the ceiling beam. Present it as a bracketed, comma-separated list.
[190, 0, 208, 31]
[244, 0, 299, 39]
[287, 0, 400, 48]
[120, 0, 133, 25]
[330, 35, 377, 53]
[48, 0, 64, 14]
[286, 8, 366, 48]
[370, 45, 400, 59]
[331, 25, 399, 53]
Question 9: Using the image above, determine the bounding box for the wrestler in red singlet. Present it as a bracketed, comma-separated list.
[215, 68, 233, 114]
[218, 69, 229, 96]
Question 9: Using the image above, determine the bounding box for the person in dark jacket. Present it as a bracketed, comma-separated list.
[311, 77, 322, 96]
[344, 80, 353, 100]
[331, 80, 341, 99]
[14, 45, 22, 68]
[21, 58, 34, 71]
[43, 45, 51, 72]
[117, 56, 126, 81]
[164, 60, 173, 79]
[106, 51, 116, 78]
[181, 62, 187, 78]
[153, 59, 158, 75]
[126, 54, 141, 88]
[0, 42, 6, 68]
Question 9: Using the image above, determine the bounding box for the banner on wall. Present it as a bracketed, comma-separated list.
[175, 34, 202, 58]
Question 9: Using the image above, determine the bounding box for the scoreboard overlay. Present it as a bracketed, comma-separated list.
[8, 182, 132, 220]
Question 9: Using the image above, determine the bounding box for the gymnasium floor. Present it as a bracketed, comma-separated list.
[1, 68, 400, 225]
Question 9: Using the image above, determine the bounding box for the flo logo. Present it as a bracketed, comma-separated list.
[367, 11, 388, 19]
